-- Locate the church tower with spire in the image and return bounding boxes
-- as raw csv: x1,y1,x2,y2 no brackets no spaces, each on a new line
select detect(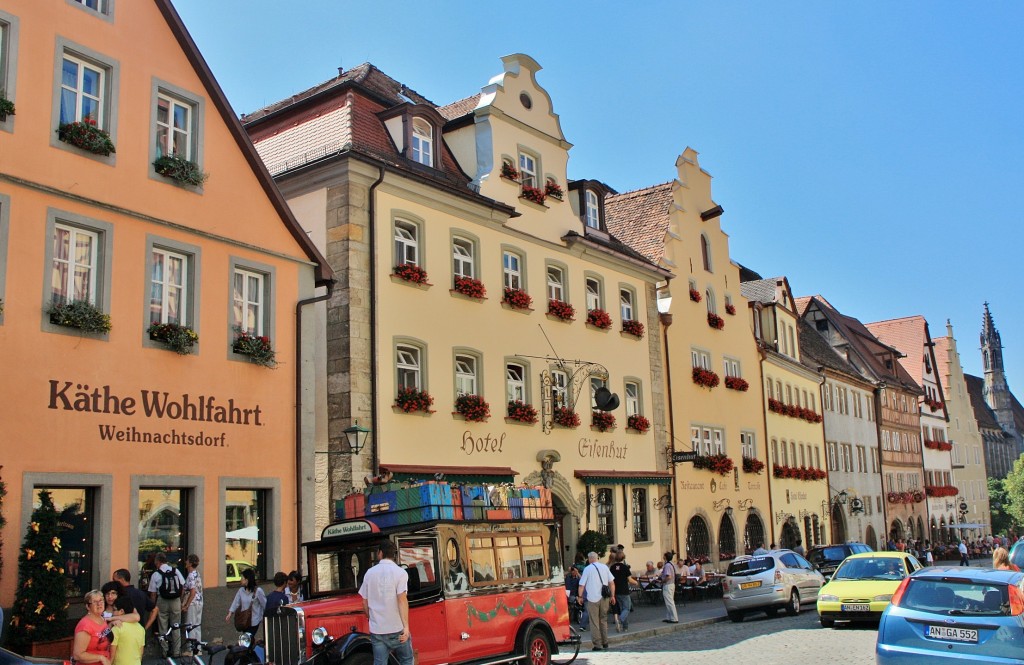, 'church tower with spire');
981,303,1020,445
